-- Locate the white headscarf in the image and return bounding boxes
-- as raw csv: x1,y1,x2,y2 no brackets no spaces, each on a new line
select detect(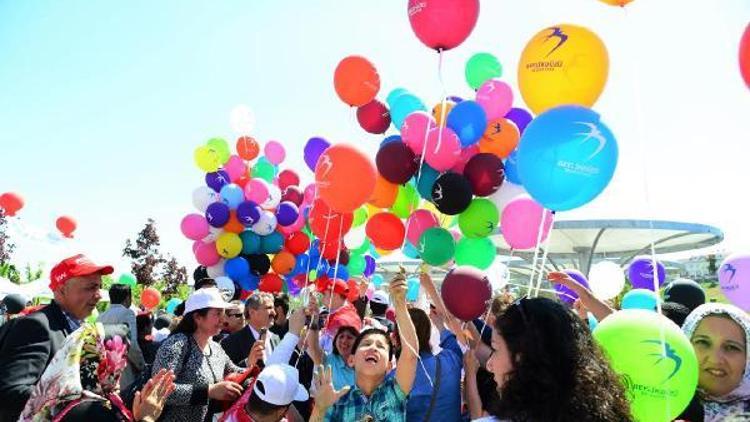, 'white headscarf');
683,303,750,421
